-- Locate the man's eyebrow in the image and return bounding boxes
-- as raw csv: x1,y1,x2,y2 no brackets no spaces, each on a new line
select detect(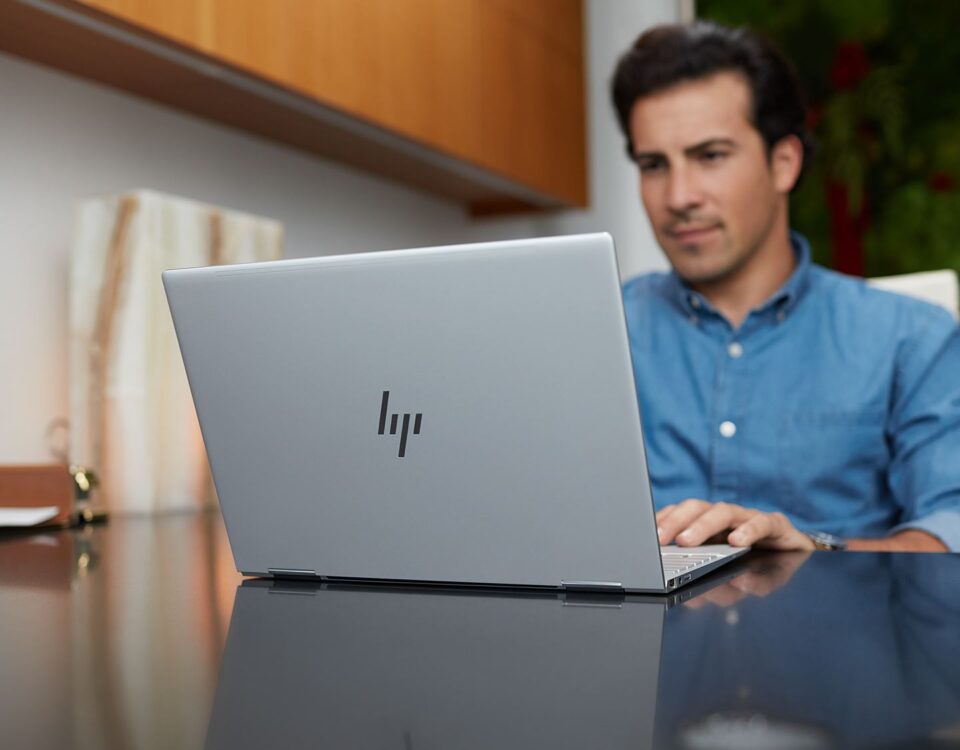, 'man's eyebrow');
632,138,738,162
684,138,737,155
632,150,666,162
